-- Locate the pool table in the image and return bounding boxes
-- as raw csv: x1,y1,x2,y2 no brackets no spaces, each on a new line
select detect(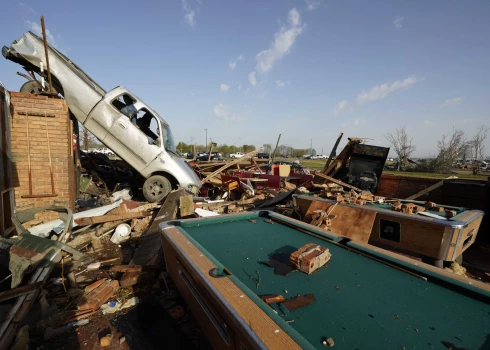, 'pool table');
293,195,484,267
160,211,490,350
